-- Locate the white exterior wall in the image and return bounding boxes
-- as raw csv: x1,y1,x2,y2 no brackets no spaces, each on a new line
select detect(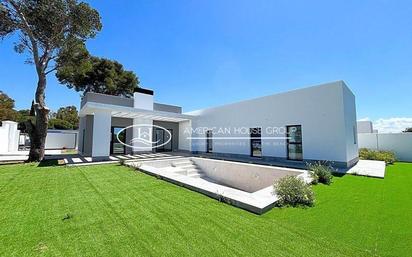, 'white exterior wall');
0,126,8,153
0,121,20,153
342,85,359,165
358,133,379,149
91,109,111,158
178,120,192,151
133,91,154,152
358,133,412,162
357,121,373,133
133,92,153,110
186,81,358,165
45,130,78,149
132,118,153,152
